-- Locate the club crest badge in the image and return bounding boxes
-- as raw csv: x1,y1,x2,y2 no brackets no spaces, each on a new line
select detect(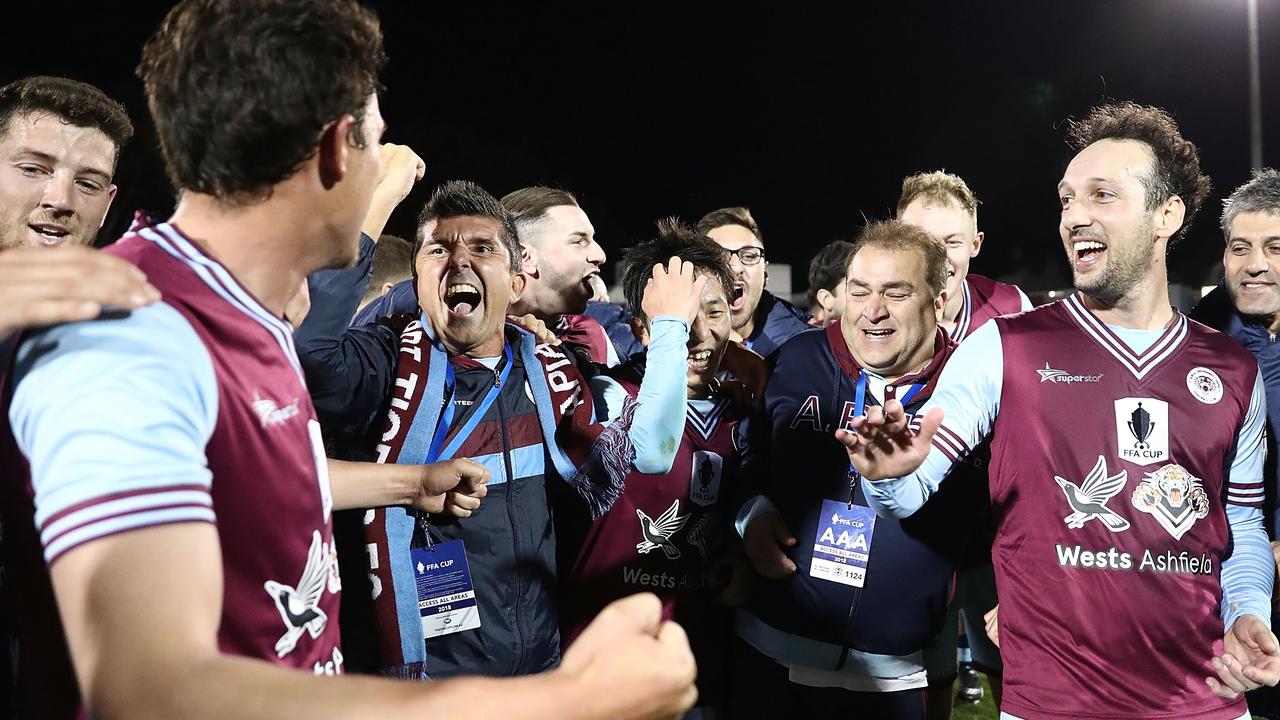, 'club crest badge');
689,451,723,507
1131,464,1210,540
1054,455,1131,532
1186,367,1223,405
636,499,690,560
1114,398,1169,466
